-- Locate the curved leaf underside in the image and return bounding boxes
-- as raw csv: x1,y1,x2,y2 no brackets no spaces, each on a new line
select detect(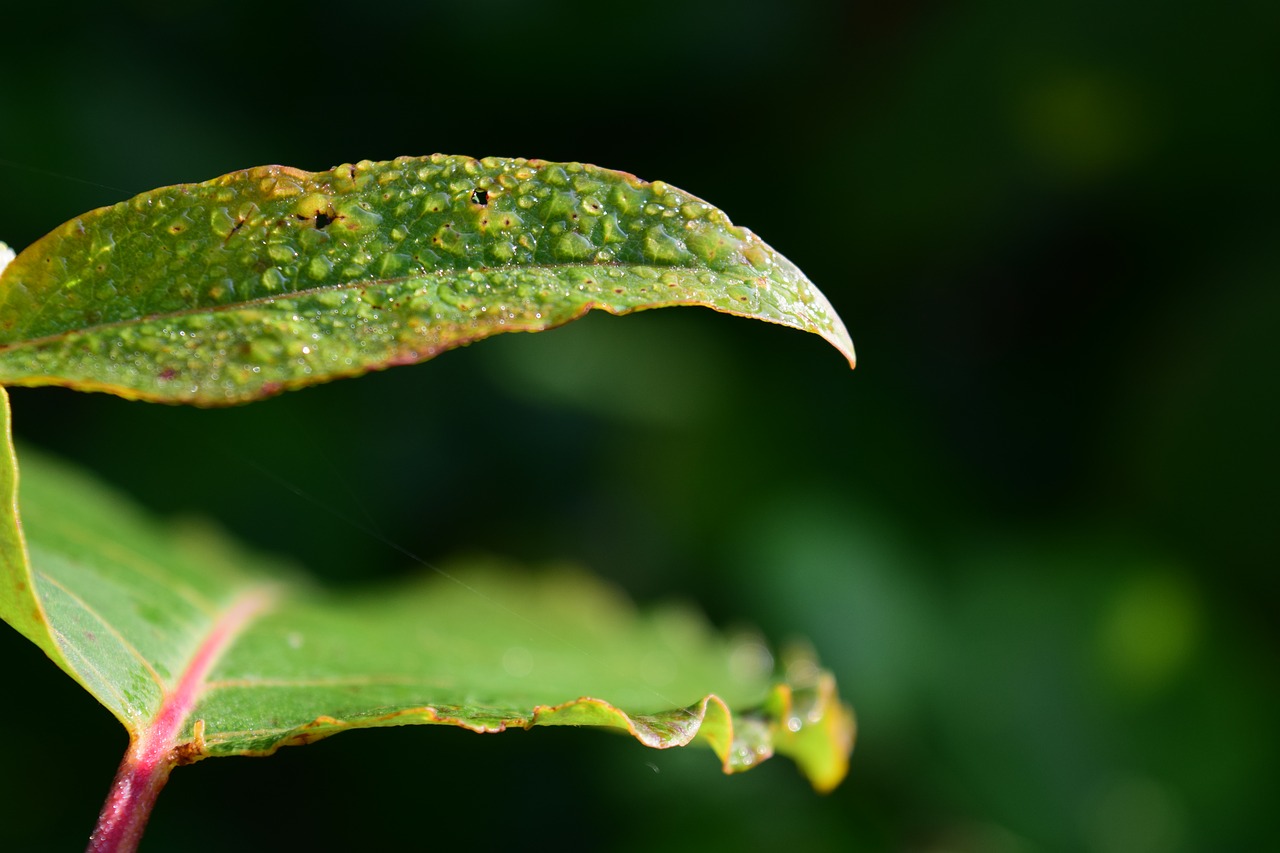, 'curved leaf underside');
0,389,853,791
0,156,853,405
